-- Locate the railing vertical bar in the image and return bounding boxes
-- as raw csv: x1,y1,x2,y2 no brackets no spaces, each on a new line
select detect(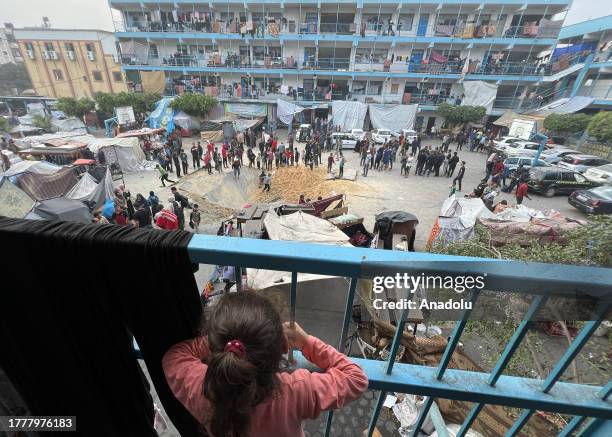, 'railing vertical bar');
410,396,435,437
288,271,298,362
323,410,334,437
505,409,534,437
598,380,612,399
429,401,450,437
234,265,242,291
489,295,548,385
575,418,605,437
436,290,479,380
366,391,387,437
338,277,358,353
456,403,484,437
542,302,611,393
557,415,587,437
386,293,413,374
